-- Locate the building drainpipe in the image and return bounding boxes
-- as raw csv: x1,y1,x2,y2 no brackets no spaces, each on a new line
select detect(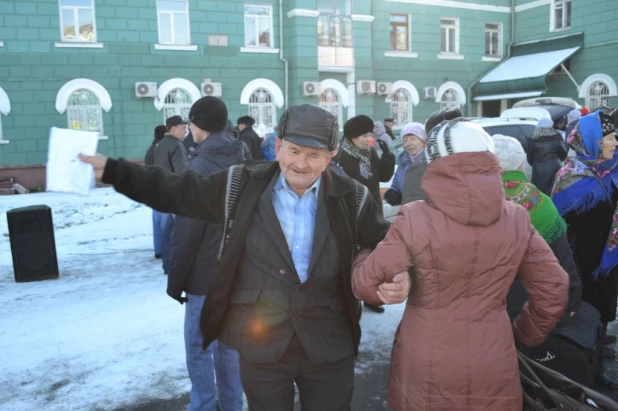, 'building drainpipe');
467,0,515,117
279,0,289,109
